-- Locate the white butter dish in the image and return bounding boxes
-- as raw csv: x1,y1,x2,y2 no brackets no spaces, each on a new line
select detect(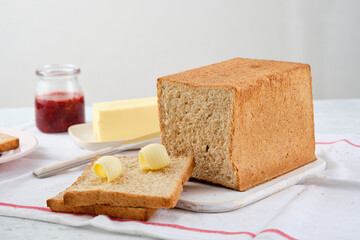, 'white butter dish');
68,123,160,151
